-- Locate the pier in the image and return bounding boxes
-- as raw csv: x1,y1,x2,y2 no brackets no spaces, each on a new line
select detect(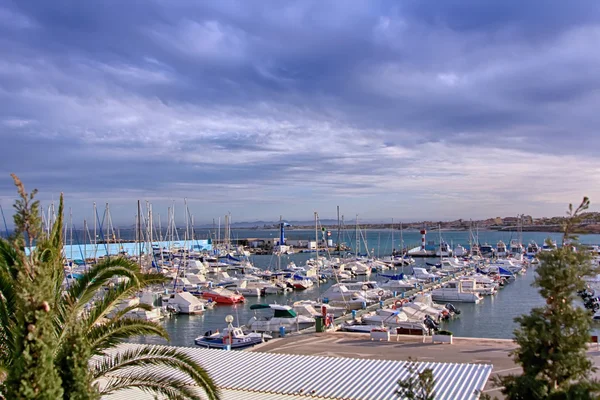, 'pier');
330,267,473,327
